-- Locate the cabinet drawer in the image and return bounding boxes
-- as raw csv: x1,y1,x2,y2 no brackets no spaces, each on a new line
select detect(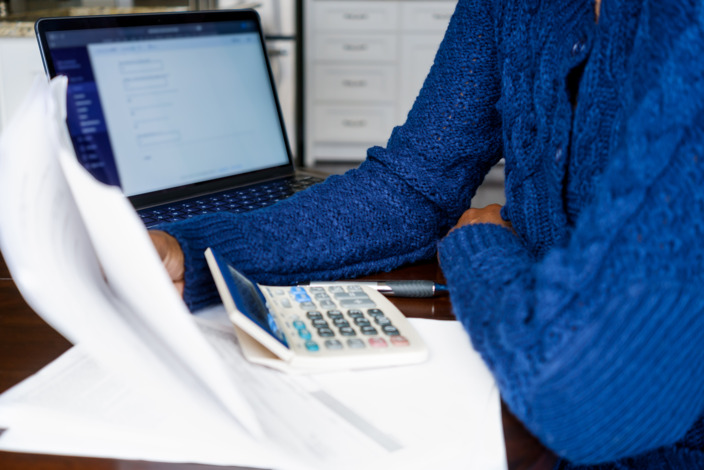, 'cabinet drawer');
314,33,397,62
314,65,396,102
401,1,456,32
314,105,395,142
314,1,398,32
